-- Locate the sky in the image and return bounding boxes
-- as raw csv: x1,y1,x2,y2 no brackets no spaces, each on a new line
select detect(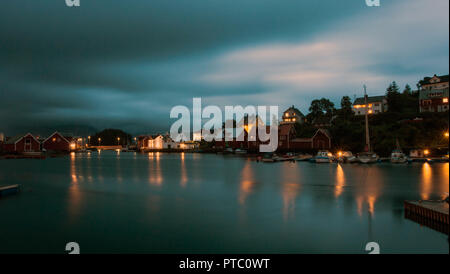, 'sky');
0,0,448,135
